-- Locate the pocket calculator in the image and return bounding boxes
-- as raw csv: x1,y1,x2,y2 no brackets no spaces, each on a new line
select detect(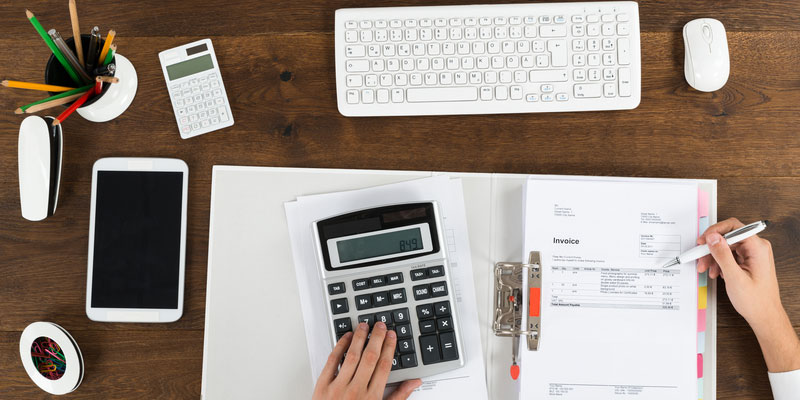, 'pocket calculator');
158,39,234,139
314,202,465,383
